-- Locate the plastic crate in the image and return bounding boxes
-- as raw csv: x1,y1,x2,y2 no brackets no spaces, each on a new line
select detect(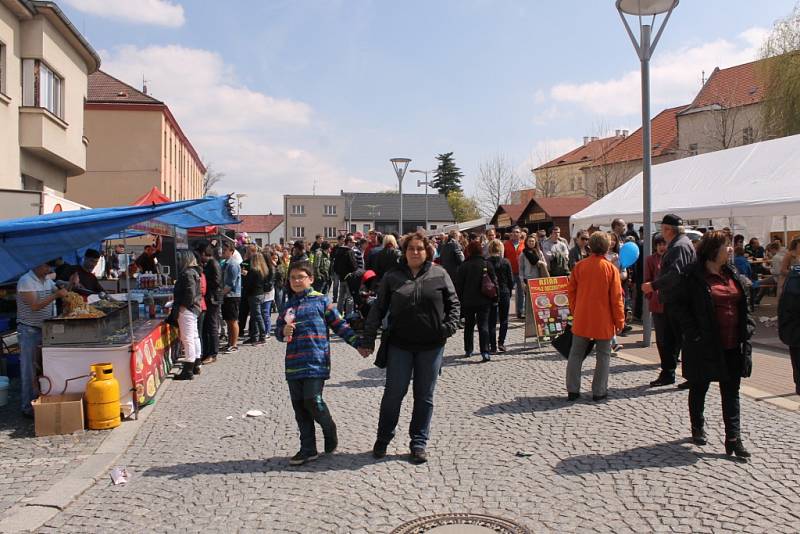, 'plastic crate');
3,353,20,379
